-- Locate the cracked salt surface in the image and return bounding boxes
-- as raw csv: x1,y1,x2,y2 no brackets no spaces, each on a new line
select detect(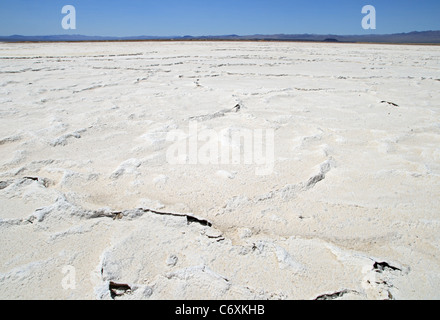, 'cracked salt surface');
0,41,440,299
